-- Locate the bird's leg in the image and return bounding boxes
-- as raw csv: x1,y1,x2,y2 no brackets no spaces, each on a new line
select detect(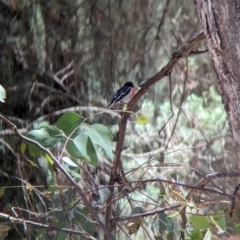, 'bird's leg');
123,104,128,111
